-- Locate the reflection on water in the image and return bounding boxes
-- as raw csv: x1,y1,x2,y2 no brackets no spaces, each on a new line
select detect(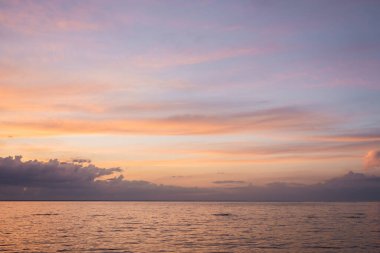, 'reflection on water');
0,202,379,252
